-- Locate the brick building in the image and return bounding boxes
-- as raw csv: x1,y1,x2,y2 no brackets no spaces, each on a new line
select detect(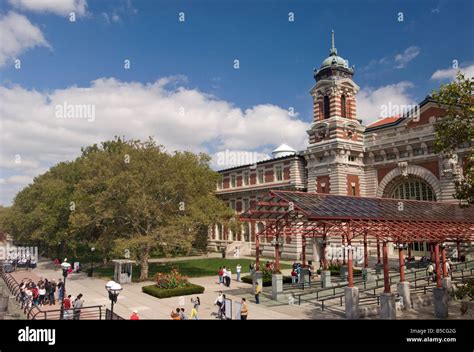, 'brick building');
208,32,471,260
